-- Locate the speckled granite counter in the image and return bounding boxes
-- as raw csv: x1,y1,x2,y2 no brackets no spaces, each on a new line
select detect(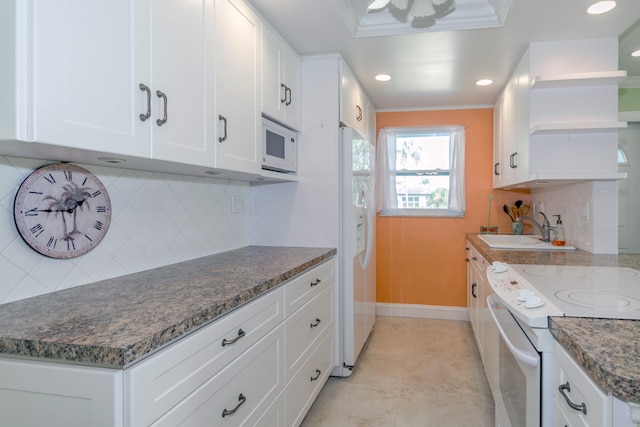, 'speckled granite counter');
466,233,640,269
0,246,336,368
466,233,640,403
549,317,640,402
